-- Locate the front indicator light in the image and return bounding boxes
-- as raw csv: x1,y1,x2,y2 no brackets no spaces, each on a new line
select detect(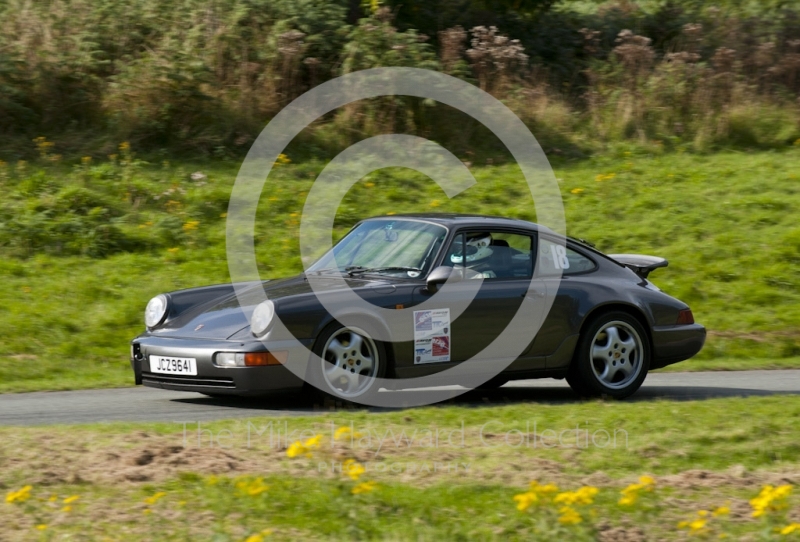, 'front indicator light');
245,351,288,366
676,309,694,325
214,351,288,367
